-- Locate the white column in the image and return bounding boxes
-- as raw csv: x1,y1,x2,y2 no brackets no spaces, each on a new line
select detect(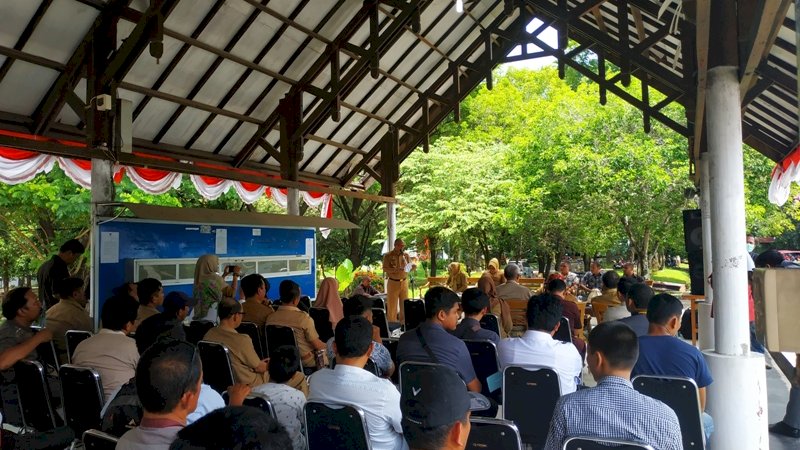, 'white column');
698,153,715,350
287,188,300,216
703,66,767,450
386,202,397,249
90,159,115,331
